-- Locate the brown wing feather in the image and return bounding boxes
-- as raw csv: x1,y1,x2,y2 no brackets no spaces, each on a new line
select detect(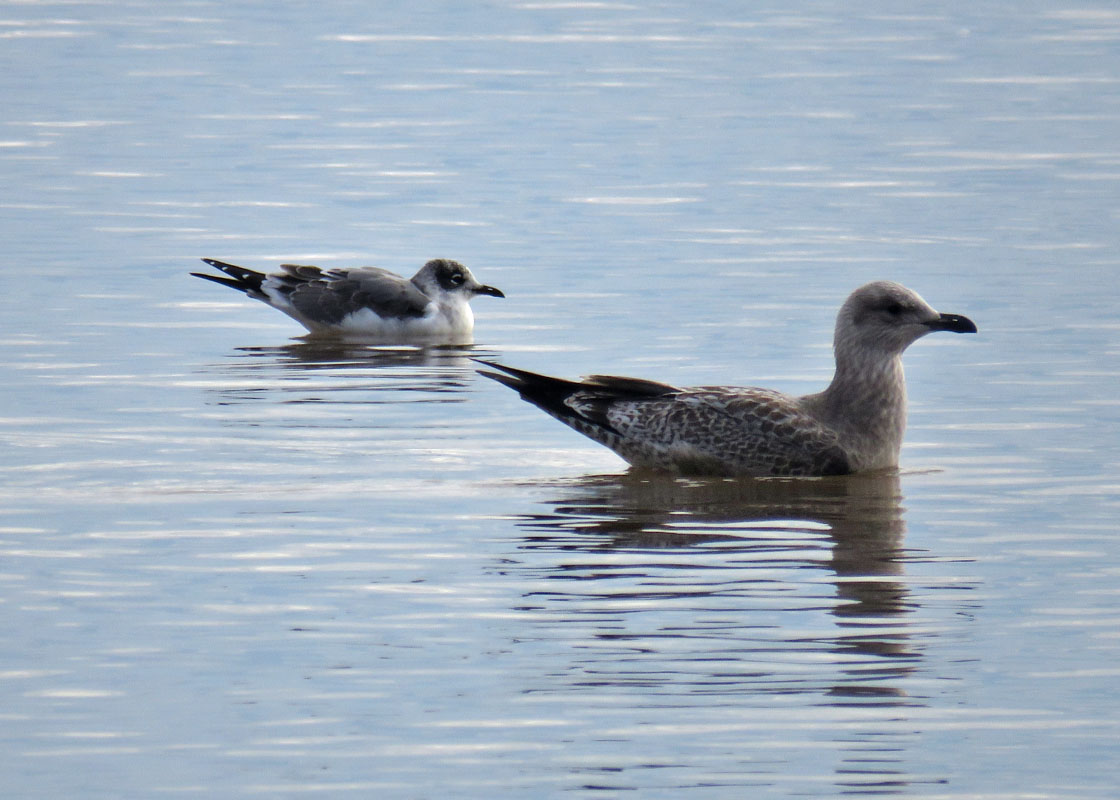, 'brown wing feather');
576,386,851,477
477,362,851,477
